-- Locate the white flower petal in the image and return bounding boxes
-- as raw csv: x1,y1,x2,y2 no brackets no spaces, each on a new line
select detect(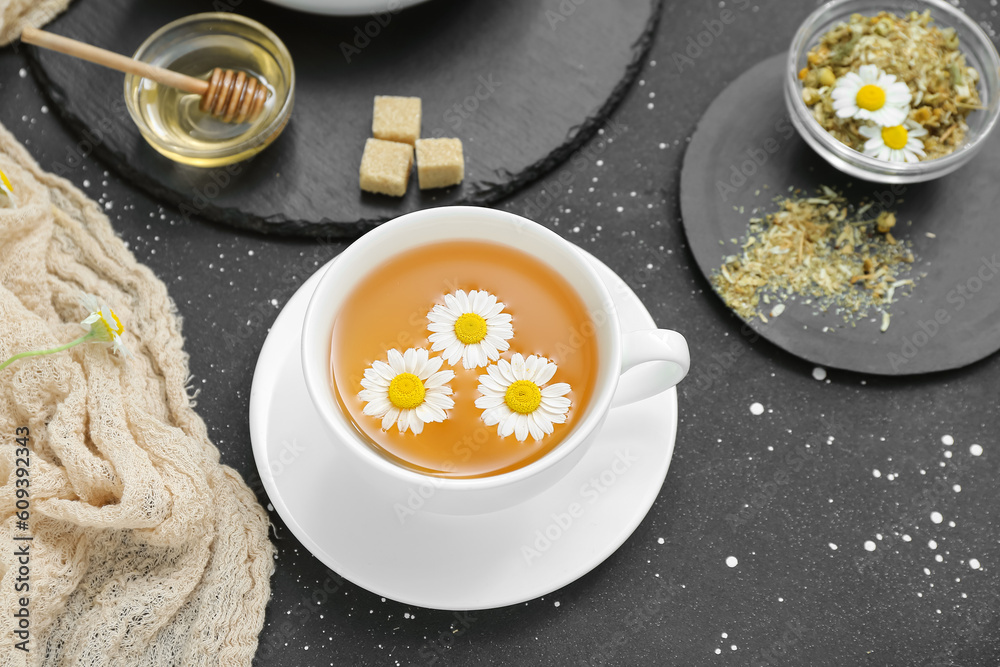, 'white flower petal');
485,332,510,348
443,339,464,364
499,411,520,437
885,90,911,104
531,410,554,435
542,393,571,408
478,374,505,392
415,403,438,424
497,359,516,384
358,389,381,402
372,360,396,381
510,353,526,380
424,369,453,388
540,408,568,425
425,392,454,410
527,416,545,441
361,396,390,415
521,355,539,381
541,382,571,397
831,85,855,101
387,349,405,374
514,416,530,442
482,405,507,427
409,412,424,435
475,395,505,409
444,293,462,313
428,308,455,324
395,410,410,433
381,407,400,430
415,352,440,379
429,332,452,347
486,363,507,387
835,104,858,118
534,362,558,386
472,290,489,314
456,290,471,311
360,377,388,392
